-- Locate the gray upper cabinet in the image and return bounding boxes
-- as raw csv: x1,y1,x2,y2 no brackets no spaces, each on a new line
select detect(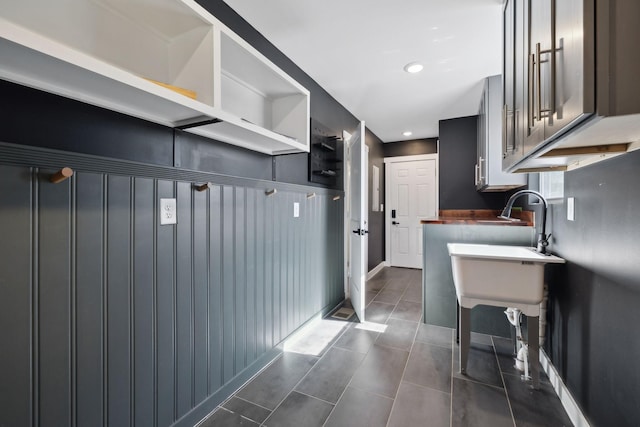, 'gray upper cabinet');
504,0,640,172
502,0,526,170
476,75,526,192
